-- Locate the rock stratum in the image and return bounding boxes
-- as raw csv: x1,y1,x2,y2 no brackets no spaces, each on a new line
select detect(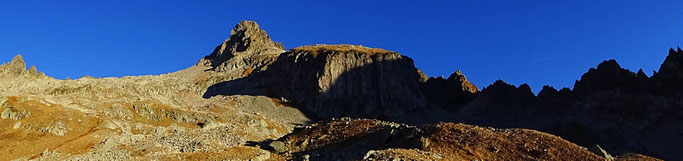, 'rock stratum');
0,21,673,160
